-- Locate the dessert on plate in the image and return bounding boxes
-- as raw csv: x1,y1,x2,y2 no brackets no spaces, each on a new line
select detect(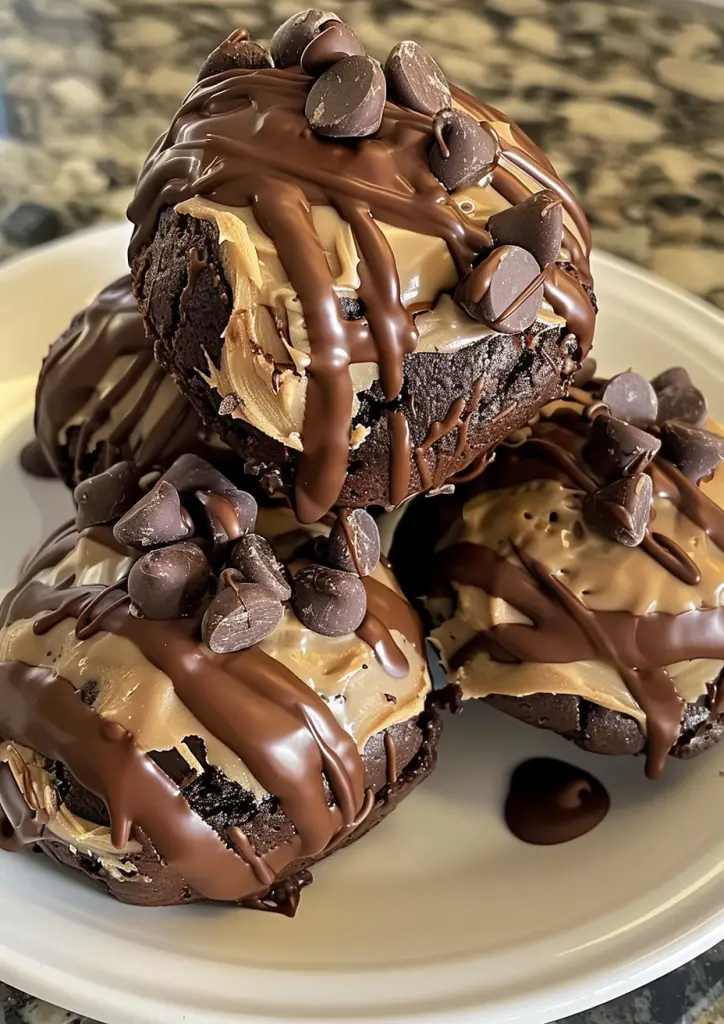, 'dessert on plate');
393,365,724,778
25,276,232,487
0,456,437,911
128,10,596,522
